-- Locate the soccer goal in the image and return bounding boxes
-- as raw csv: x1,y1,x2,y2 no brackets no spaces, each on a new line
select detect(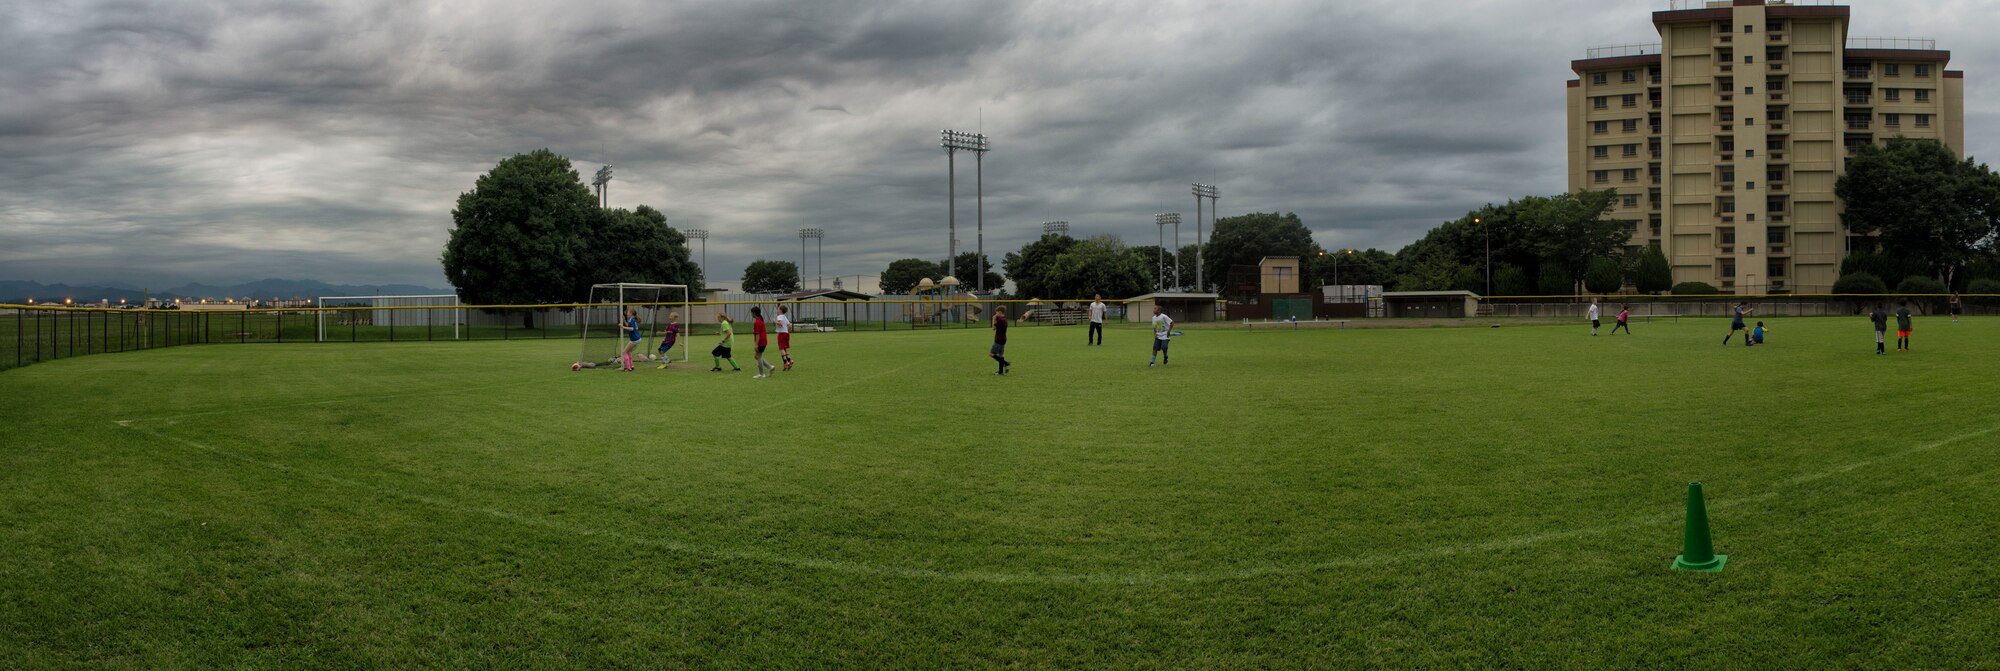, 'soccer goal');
576,283,691,368
317,294,462,341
